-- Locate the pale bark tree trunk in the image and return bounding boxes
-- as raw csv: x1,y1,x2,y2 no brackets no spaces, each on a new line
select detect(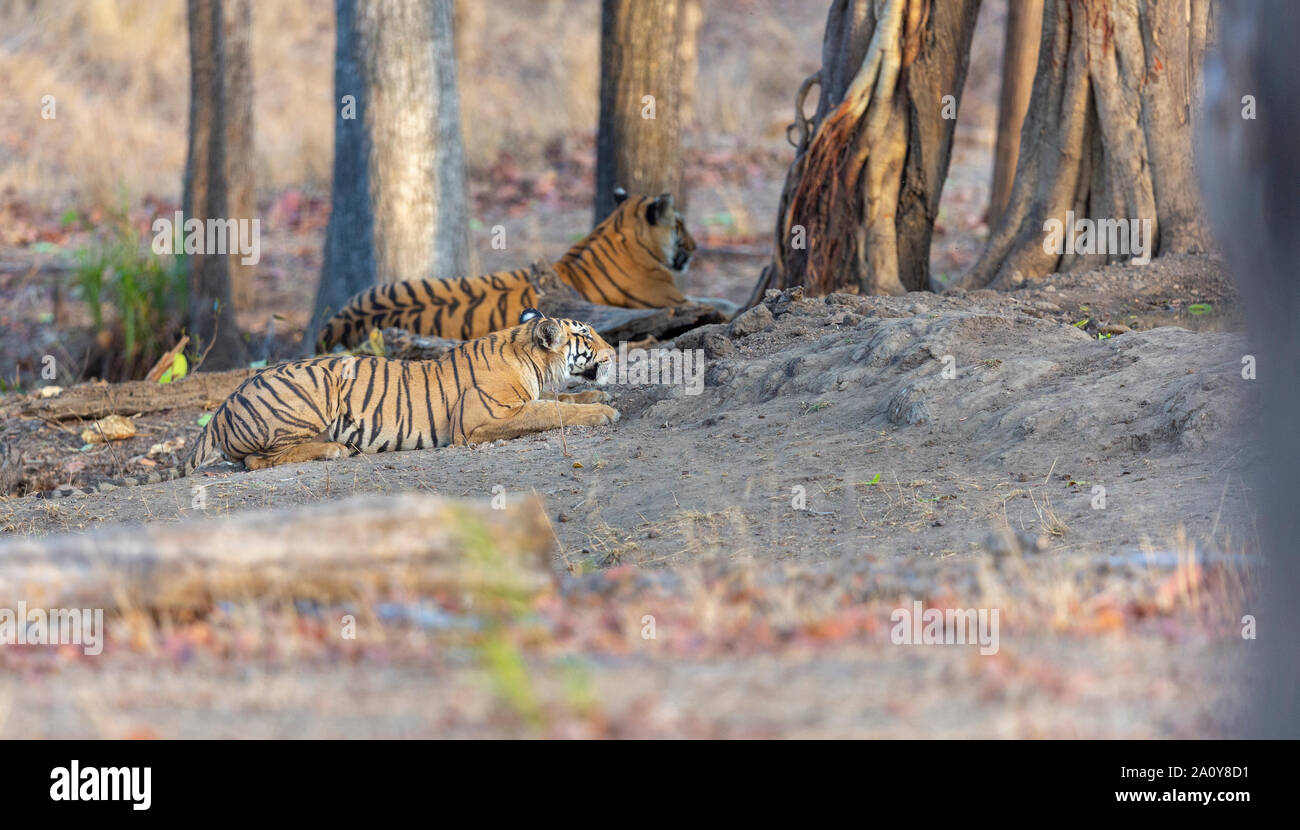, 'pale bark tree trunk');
185,0,248,371
749,0,981,305
954,0,1213,290
309,0,472,348
223,0,255,311
988,0,1041,225
1199,0,1300,738
594,0,687,223
358,0,471,285
677,0,702,129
